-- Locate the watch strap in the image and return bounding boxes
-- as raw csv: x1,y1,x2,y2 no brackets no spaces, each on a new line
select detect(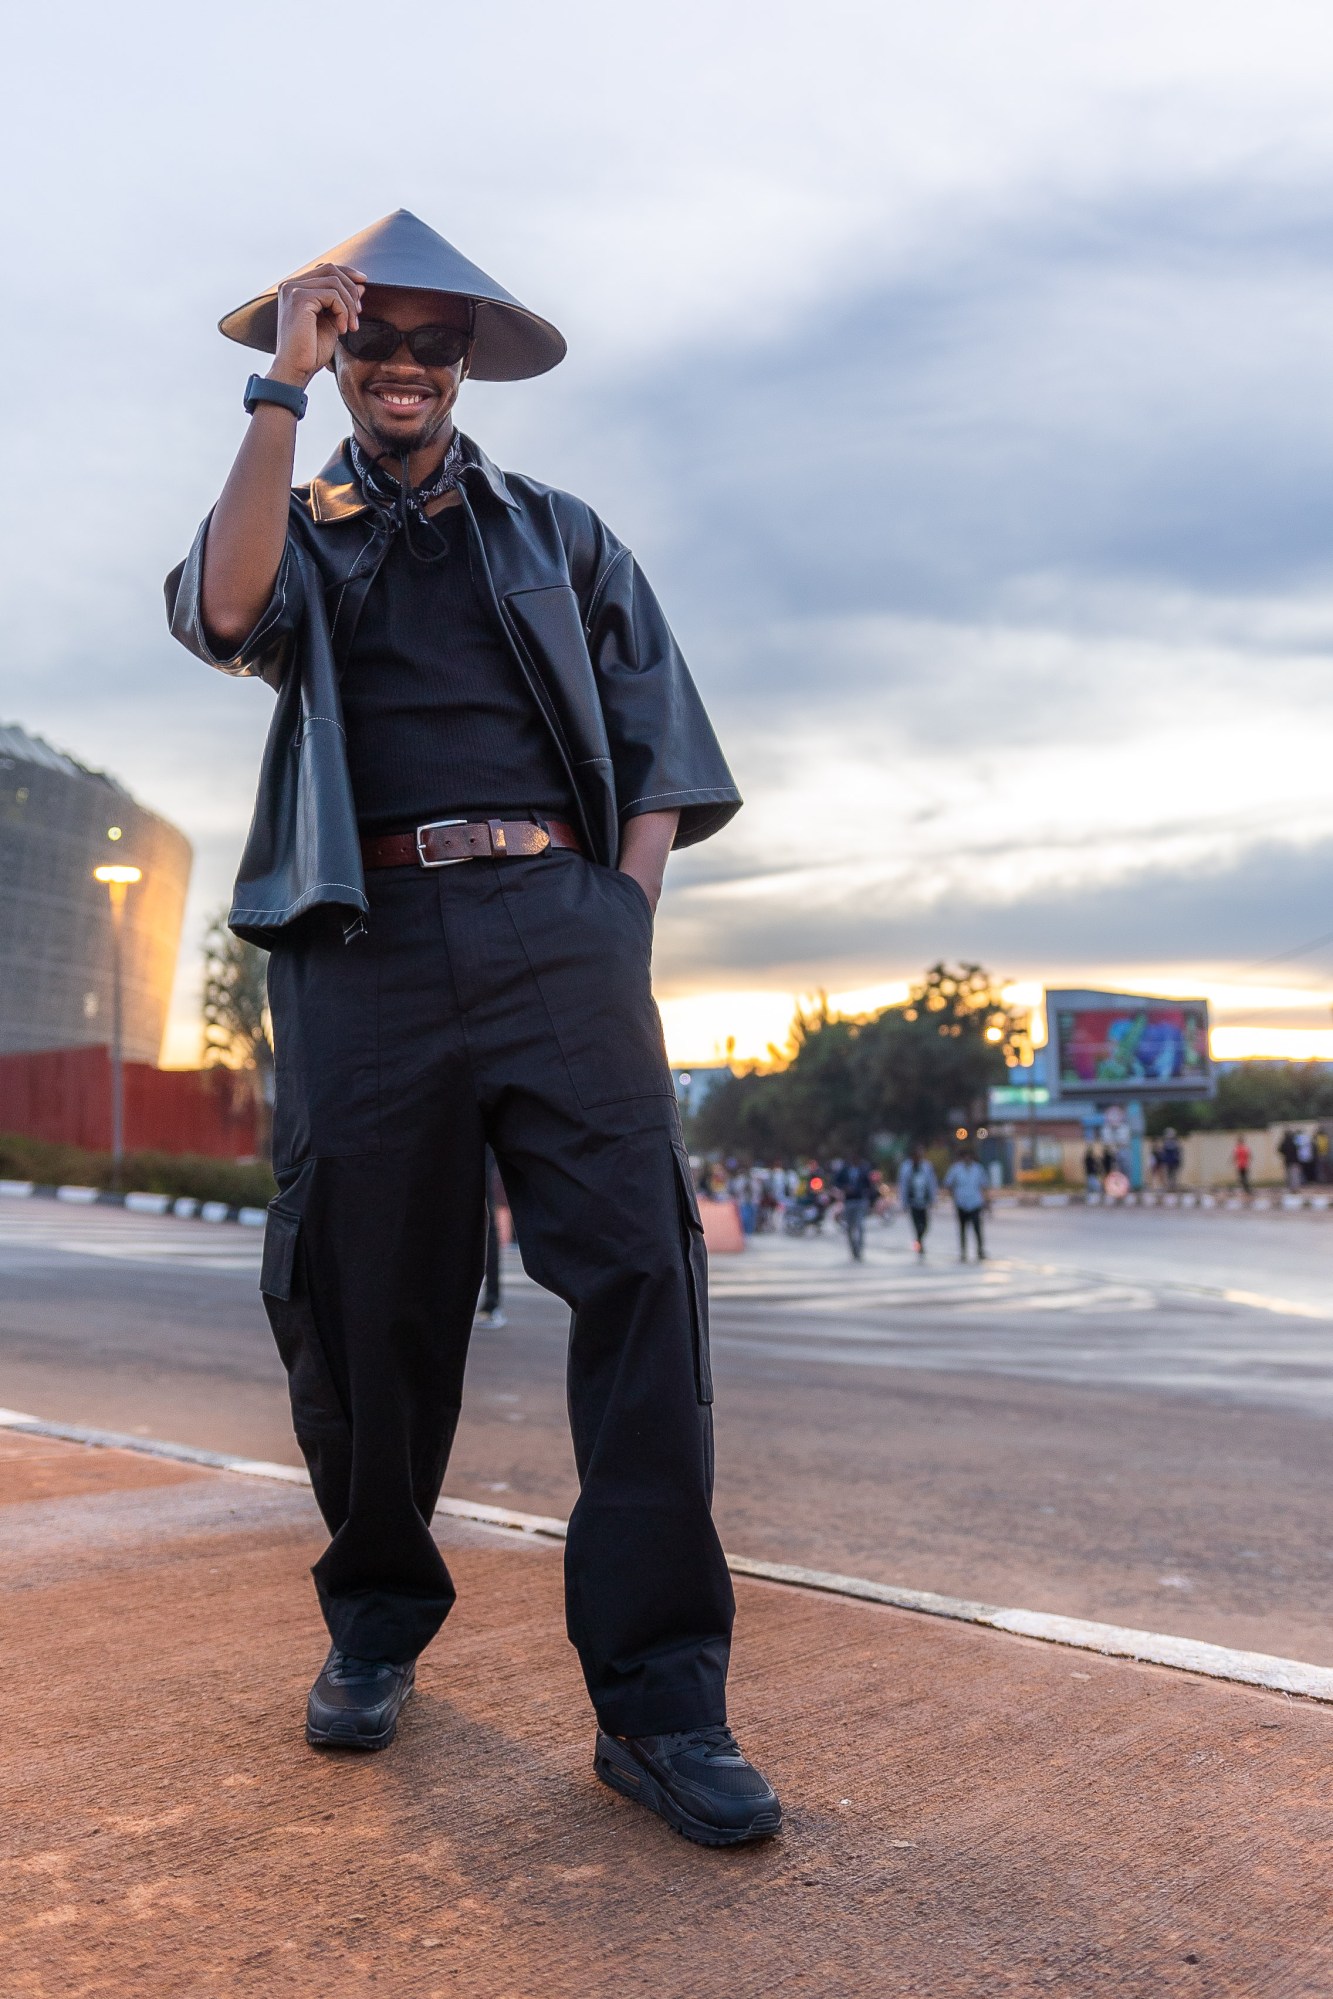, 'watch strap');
243,373,308,420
